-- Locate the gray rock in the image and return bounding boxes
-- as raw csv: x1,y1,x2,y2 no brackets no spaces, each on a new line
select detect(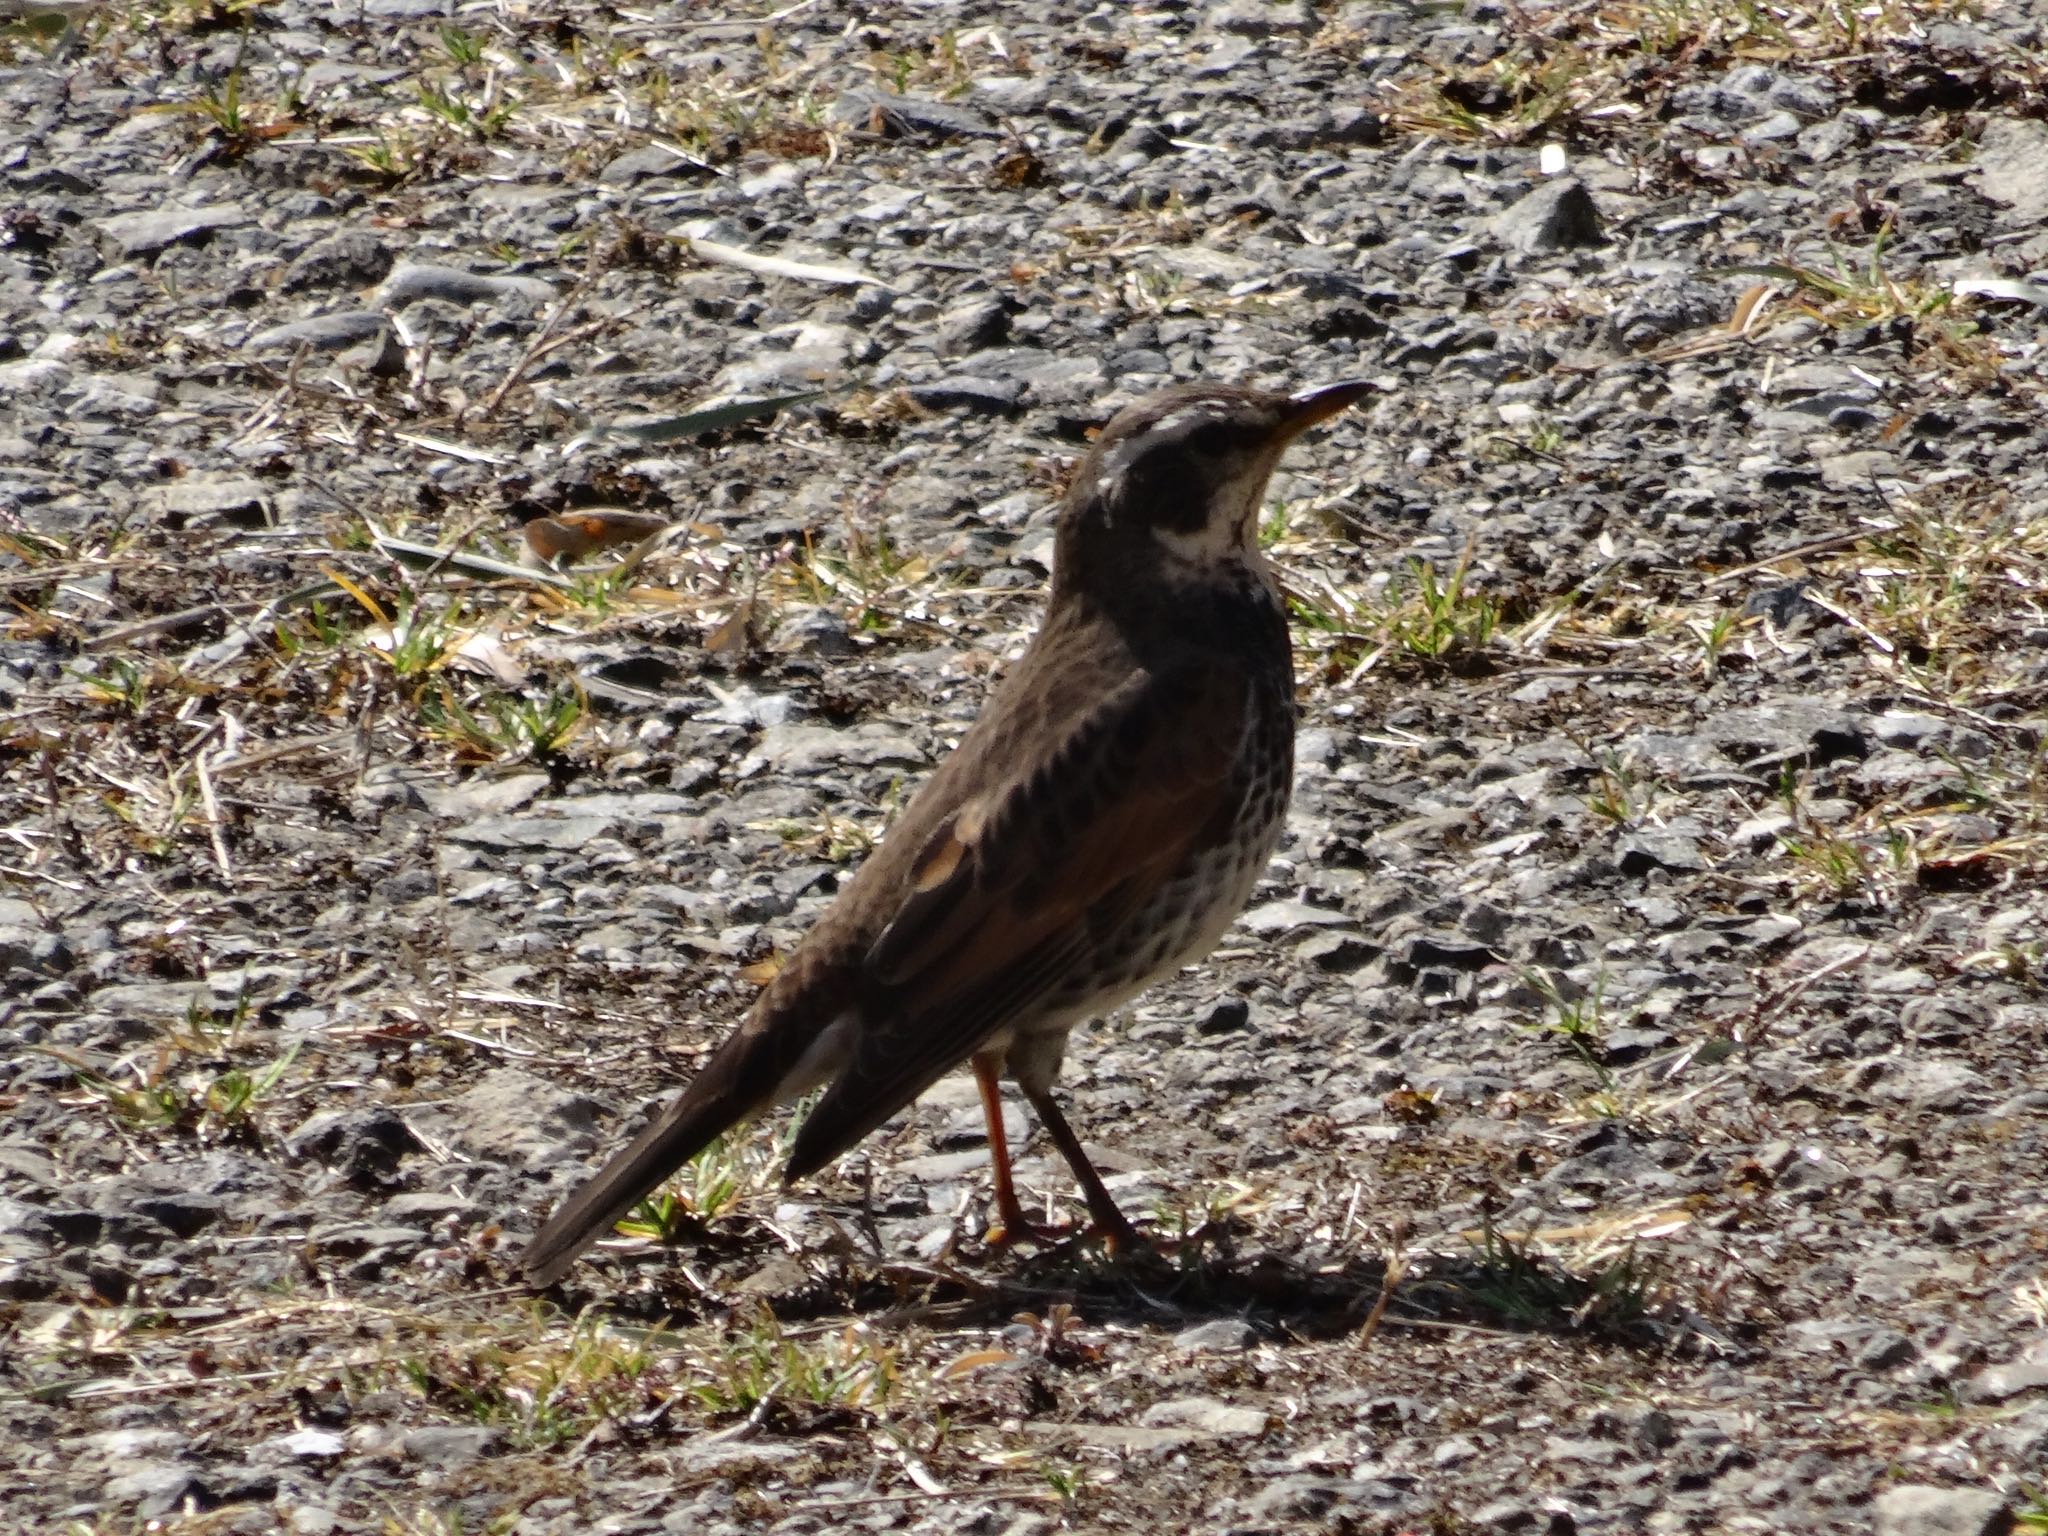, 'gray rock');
1970,119,2048,229
1209,0,1313,36
286,1107,422,1180
447,813,621,851
103,1463,203,1517
1240,899,1352,935
937,296,1013,356
245,312,391,354
312,1222,427,1256
1860,1056,1987,1111
402,1426,503,1465
1173,1319,1256,1351
95,203,249,256
599,144,716,185
1616,829,1705,874
739,722,925,776
376,263,556,308
419,772,552,820
1298,929,1375,970
426,1068,602,1168
907,375,1023,414
1967,1338,2048,1403
264,1428,345,1459
1493,178,1604,254
836,90,1000,141
1138,1396,1270,1439
1872,1484,2013,1536
282,229,394,292
141,477,272,528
